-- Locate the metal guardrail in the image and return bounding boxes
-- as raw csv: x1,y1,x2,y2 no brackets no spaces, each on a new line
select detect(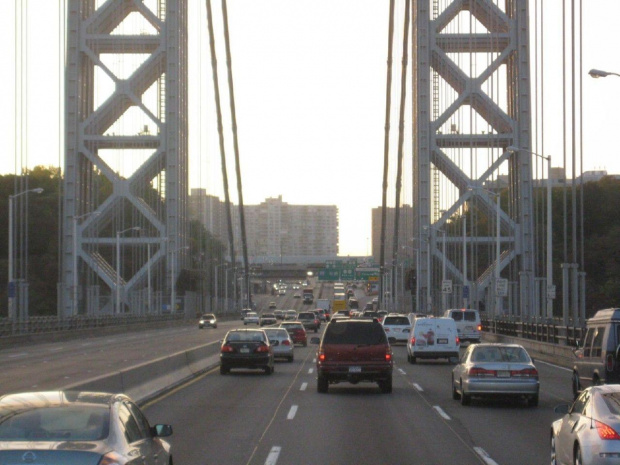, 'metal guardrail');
483,317,584,347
